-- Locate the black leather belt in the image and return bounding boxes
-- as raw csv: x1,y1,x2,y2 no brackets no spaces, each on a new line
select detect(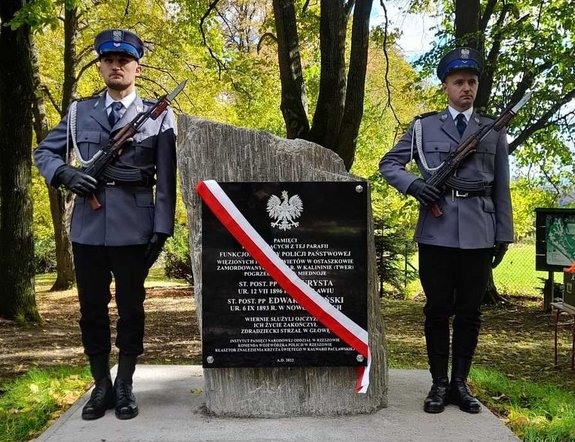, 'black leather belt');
451,186,492,198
